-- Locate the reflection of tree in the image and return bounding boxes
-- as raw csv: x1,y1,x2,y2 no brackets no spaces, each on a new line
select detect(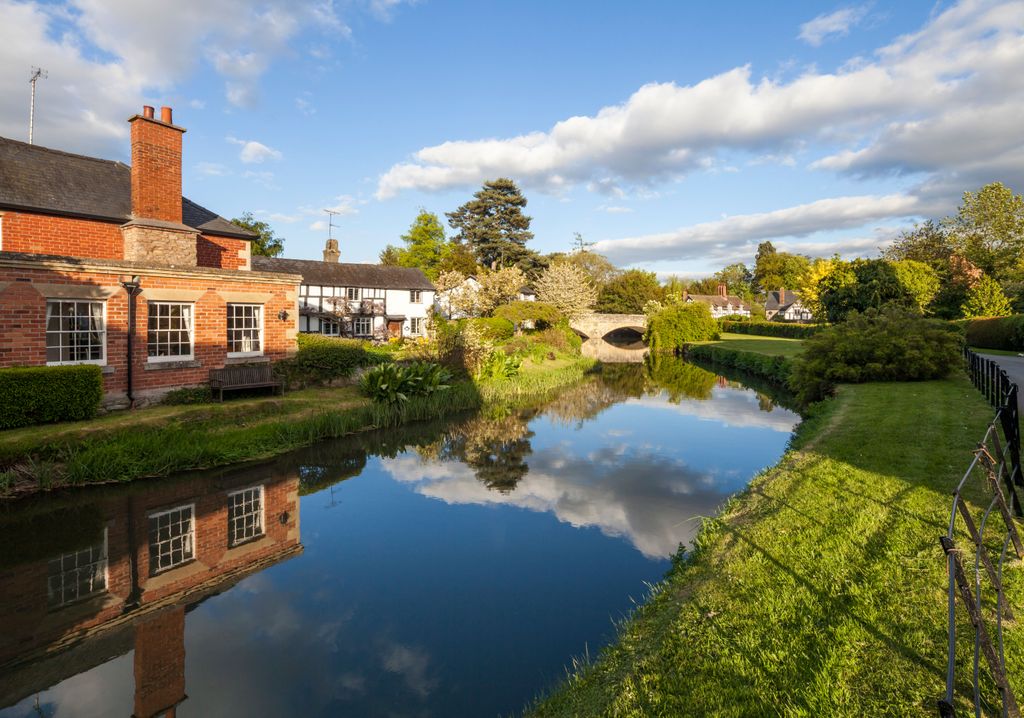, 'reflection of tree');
644,354,717,402
541,376,634,425
421,413,535,494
